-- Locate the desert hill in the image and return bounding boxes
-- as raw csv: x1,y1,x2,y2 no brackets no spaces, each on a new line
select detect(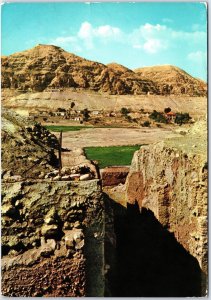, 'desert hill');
1,44,158,95
134,65,207,96
1,44,206,96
